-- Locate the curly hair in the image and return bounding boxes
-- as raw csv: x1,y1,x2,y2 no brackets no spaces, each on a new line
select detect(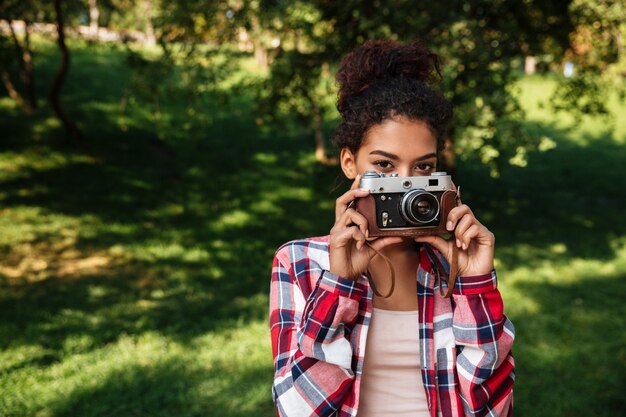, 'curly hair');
332,40,453,154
